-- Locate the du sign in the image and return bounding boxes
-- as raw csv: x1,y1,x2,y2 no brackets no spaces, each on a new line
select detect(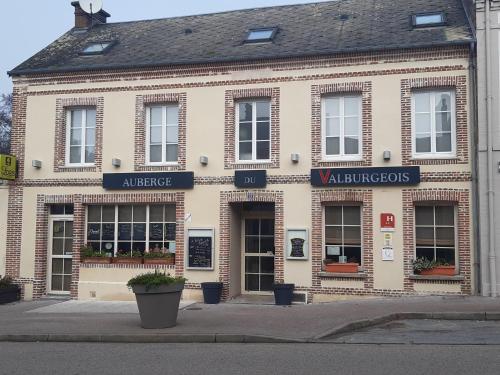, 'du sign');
311,166,420,187
103,172,194,190
235,170,267,188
